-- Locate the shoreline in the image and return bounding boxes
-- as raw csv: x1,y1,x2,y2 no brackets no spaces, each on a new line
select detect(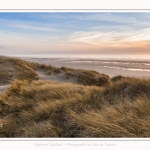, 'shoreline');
21,57,150,78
